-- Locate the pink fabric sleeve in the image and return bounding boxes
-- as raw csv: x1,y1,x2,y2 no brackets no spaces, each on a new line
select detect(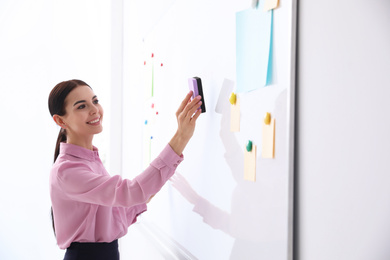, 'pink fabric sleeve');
126,203,147,225
56,144,183,207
